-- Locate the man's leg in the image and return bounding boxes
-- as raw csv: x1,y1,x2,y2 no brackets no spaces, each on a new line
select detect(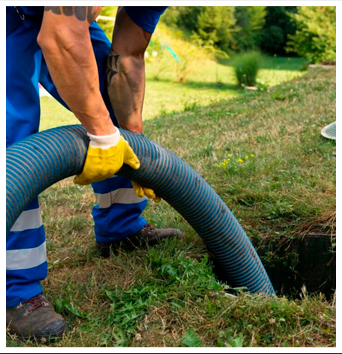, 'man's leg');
92,176,148,241
39,21,182,255
6,12,66,340
7,18,46,307
39,21,148,241
76,22,149,245
89,22,183,253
